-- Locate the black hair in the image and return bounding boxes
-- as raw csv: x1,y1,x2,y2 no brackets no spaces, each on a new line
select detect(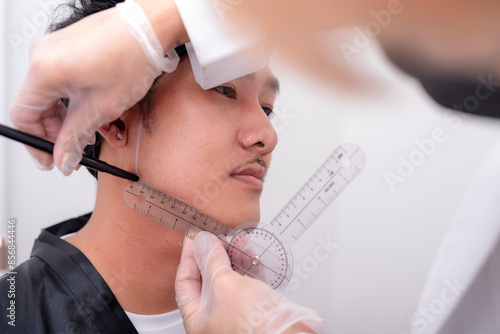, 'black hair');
49,0,123,31
49,0,186,179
